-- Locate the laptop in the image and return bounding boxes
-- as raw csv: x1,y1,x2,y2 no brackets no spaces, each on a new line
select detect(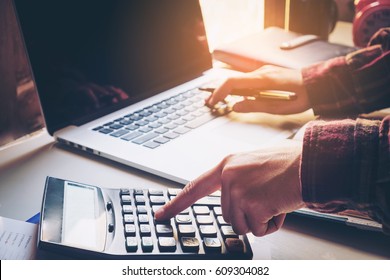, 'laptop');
13,0,383,233
13,0,299,184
